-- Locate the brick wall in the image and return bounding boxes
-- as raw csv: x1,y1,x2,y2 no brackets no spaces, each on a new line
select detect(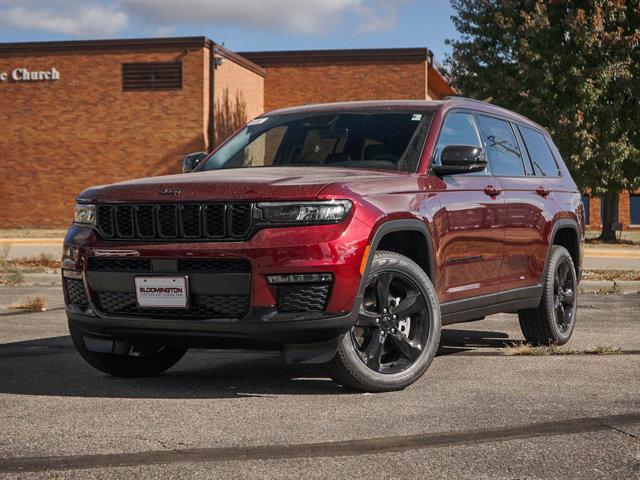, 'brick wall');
0,46,208,228
585,190,640,231
213,56,264,144
257,59,429,112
